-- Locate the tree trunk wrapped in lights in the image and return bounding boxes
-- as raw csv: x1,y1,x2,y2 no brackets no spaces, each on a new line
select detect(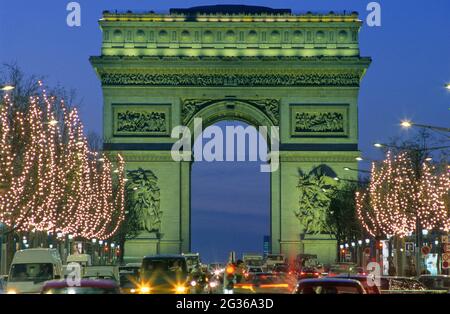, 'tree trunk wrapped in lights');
0,88,125,241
